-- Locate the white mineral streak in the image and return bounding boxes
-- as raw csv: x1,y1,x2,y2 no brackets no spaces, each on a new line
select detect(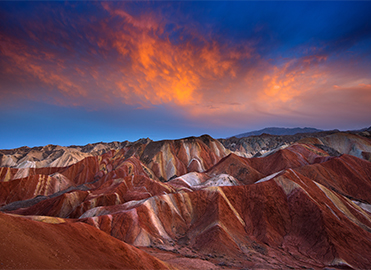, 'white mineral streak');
13,167,31,179
274,176,301,196
314,182,371,230
217,187,246,226
255,170,283,184
79,206,106,218
195,174,239,188
1,155,17,167
175,172,203,186
161,143,176,180
209,141,221,157
352,200,371,213
161,194,183,219
143,199,172,240
133,228,151,246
